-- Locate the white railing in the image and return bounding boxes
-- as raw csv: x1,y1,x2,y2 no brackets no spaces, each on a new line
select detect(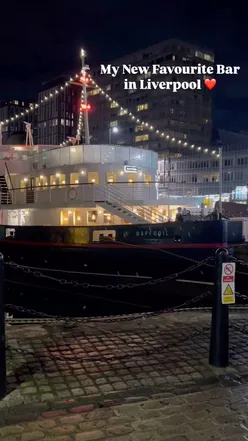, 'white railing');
93,185,164,224
0,183,164,223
